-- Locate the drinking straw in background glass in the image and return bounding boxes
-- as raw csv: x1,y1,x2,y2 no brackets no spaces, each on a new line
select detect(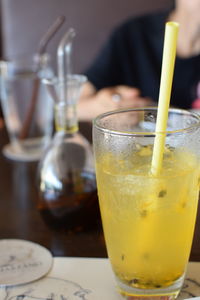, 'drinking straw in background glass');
151,22,179,176
19,15,66,140
37,15,66,56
